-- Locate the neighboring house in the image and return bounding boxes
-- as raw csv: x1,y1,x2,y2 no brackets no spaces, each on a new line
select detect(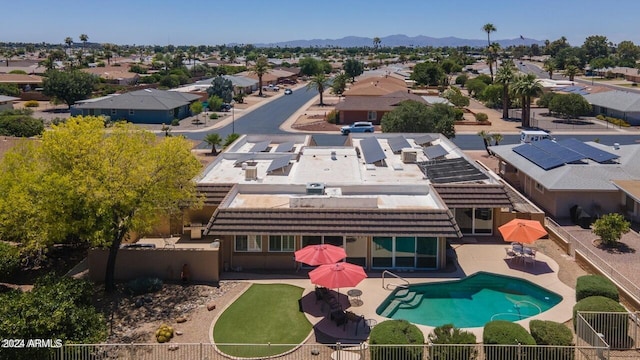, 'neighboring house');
335,90,427,124
0,95,19,111
185,133,516,272
82,67,140,85
583,91,640,125
70,88,200,124
0,73,43,91
343,76,407,96
195,75,259,94
490,139,640,218
236,69,297,87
